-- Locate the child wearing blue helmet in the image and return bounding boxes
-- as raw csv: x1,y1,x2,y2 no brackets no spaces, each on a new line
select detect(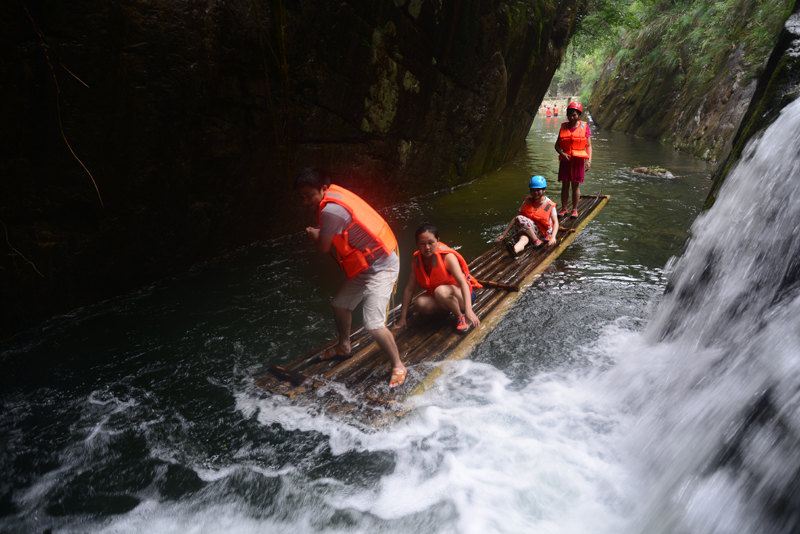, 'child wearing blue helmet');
497,175,559,256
